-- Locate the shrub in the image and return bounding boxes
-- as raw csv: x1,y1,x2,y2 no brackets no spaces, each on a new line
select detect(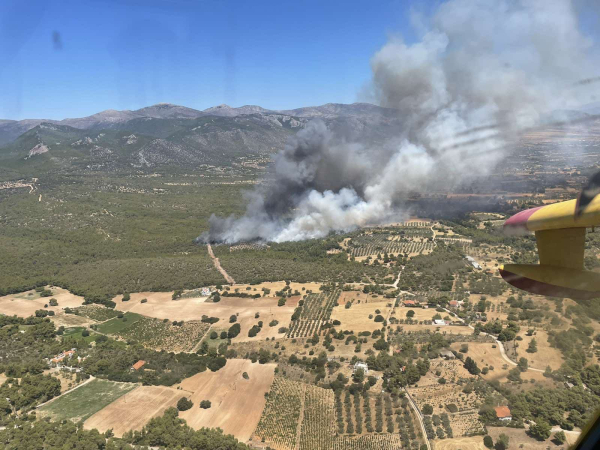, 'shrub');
242,372,249,380
122,293,131,302
140,298,147,303
210,331,218,339
422,404,433,415
200,400,211,409
49,298,58,306
374,315,384,322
